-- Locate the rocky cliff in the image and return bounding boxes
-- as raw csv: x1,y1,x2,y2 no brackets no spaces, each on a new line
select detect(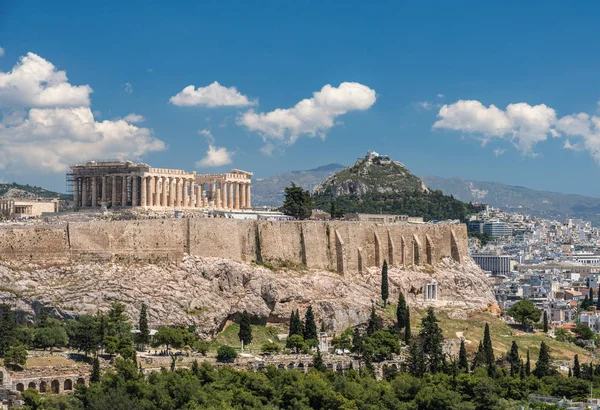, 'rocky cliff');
0,256,496,337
